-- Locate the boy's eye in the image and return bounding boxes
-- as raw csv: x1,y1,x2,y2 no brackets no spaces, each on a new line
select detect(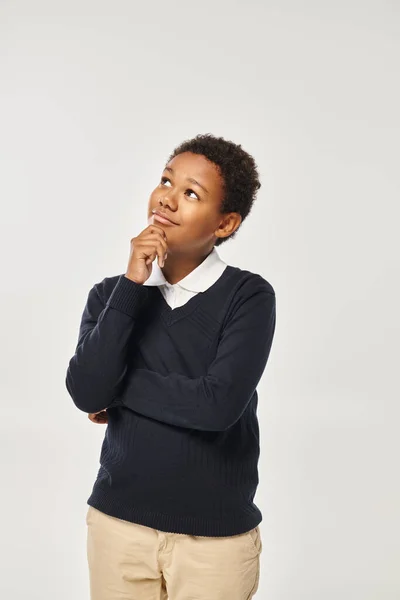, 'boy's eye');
160,177,199,200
